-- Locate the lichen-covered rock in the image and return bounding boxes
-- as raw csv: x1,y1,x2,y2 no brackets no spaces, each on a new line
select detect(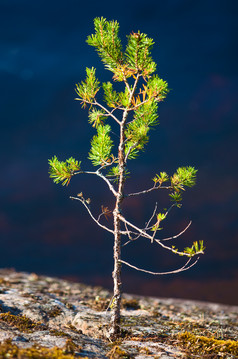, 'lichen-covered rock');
0,268,237,358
